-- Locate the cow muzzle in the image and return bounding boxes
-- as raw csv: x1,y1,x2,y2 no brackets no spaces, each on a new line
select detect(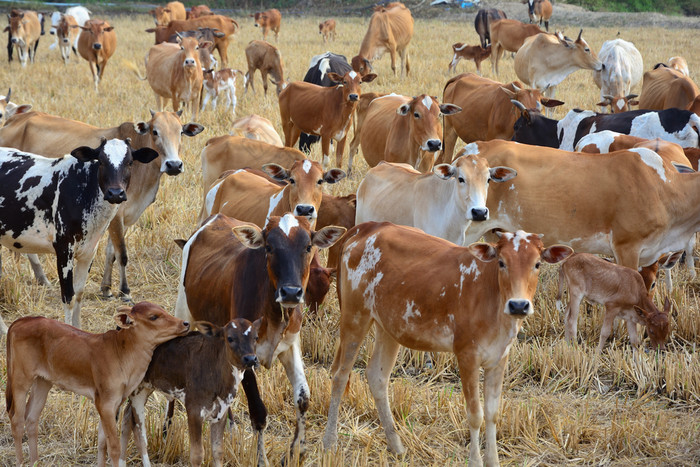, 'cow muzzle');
348,93,359,102
506,299,532,316
294,204,316,220
105,188,127,204
470,207,489,221
243,354,259,369
276,285,304,306
163,160,183,176
93,43,102,50
184,58,196,67
424,139,442,152
10,37,18,44
62,38,69,44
